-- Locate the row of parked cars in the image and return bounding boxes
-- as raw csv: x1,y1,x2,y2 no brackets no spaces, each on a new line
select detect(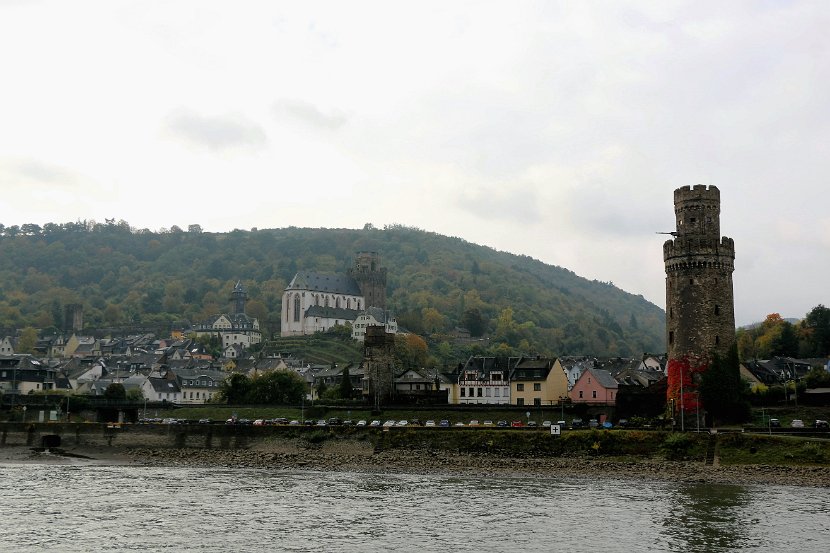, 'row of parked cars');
769,418,830,428
140,417,612,428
